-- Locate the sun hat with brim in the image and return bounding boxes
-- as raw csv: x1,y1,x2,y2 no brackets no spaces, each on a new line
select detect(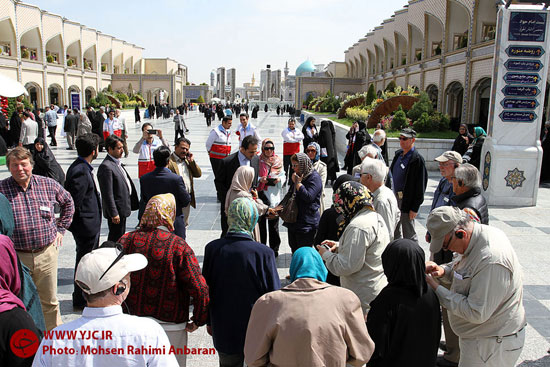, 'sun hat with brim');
75,247,147,294
435,151,462,164
426,206,467,253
